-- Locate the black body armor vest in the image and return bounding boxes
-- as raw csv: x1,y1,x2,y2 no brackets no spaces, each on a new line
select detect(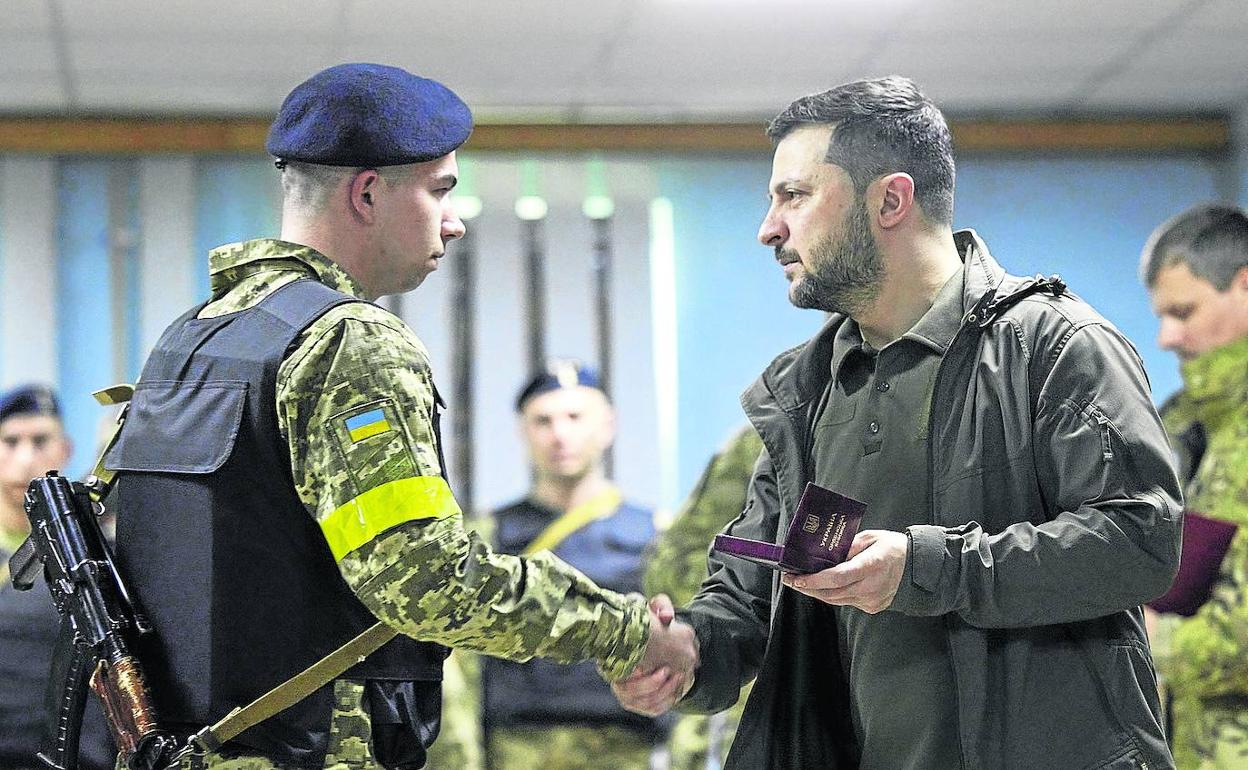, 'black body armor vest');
481,499,671,742
107,279,447,769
